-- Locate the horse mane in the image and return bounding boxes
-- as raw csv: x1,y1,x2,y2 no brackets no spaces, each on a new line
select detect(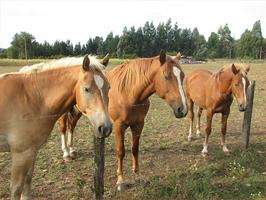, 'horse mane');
19,55,104,74
107,57,155,94
212,63,249,79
